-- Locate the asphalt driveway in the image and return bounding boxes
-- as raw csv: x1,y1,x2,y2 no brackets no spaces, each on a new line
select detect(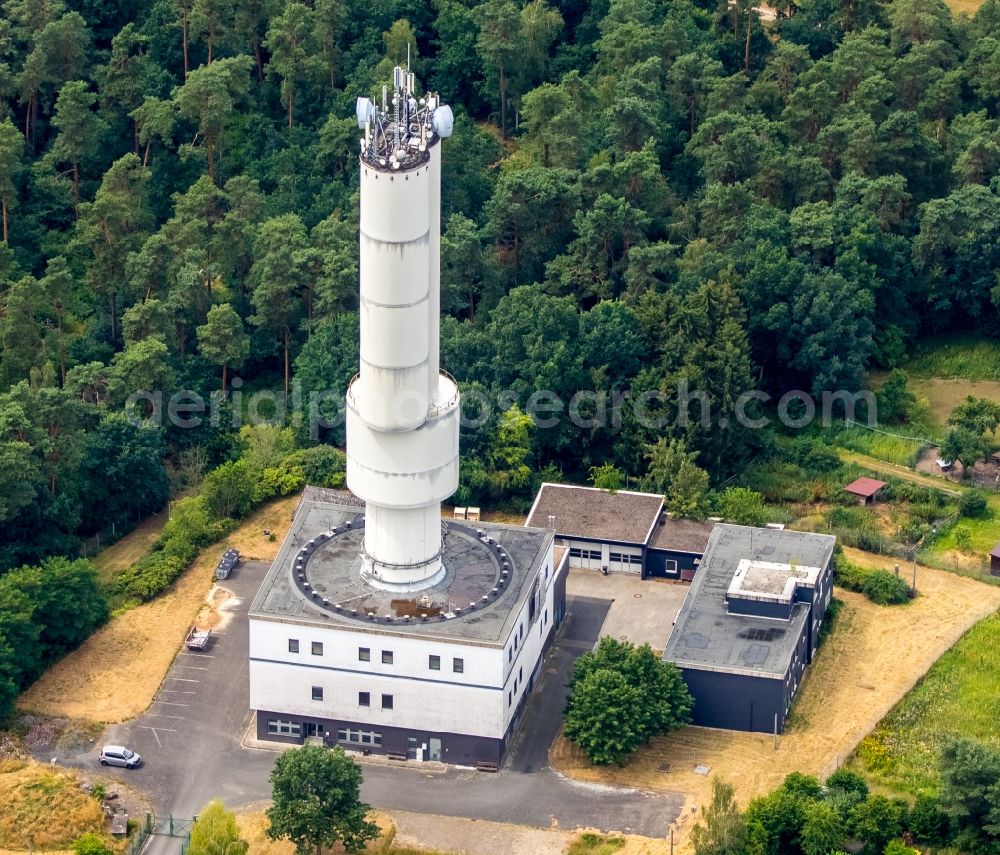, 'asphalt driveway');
74,565,682,851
